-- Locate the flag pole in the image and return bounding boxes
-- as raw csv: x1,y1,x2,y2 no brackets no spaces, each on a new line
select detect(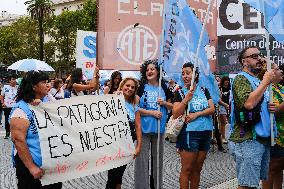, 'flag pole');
190,0,213,90
259,0,274,146
157,1,167,188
